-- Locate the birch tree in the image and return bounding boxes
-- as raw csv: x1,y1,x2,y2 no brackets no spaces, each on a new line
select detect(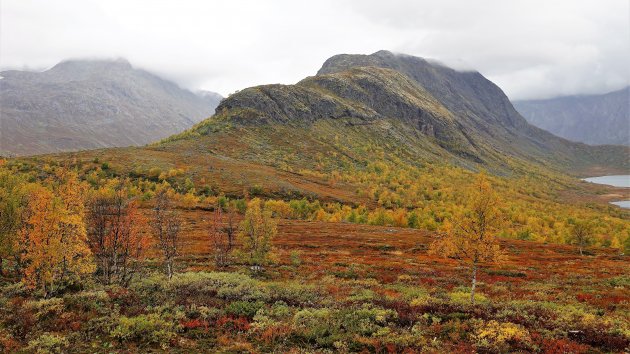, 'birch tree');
430,172,506,304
